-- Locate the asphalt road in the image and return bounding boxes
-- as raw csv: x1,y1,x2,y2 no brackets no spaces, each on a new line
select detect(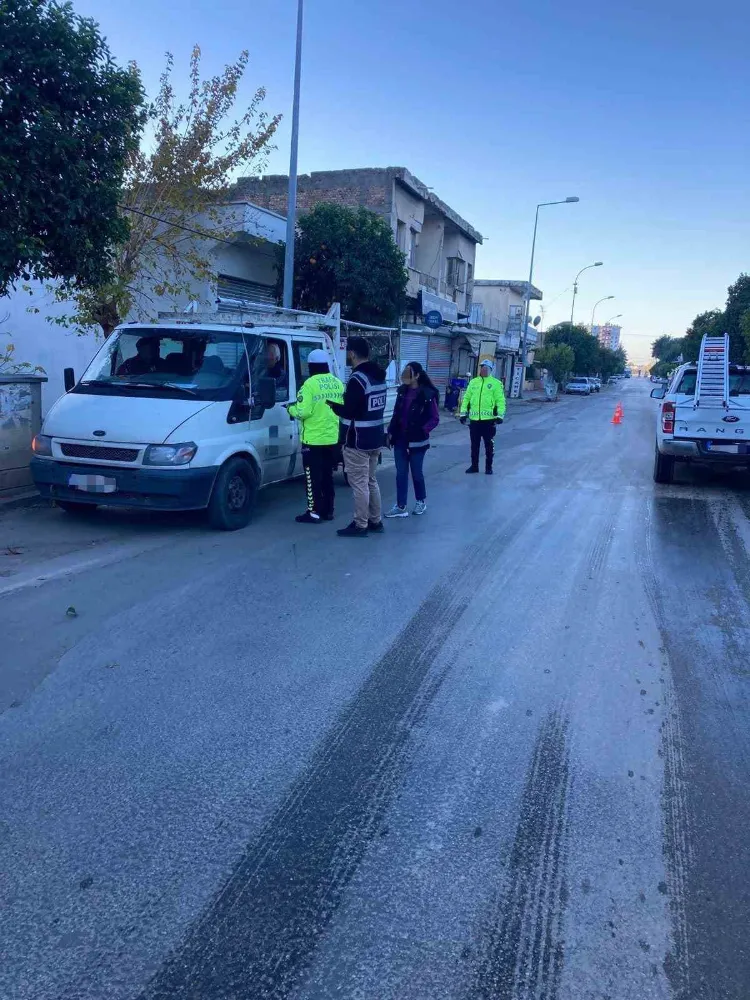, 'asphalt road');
2,381,750,1000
